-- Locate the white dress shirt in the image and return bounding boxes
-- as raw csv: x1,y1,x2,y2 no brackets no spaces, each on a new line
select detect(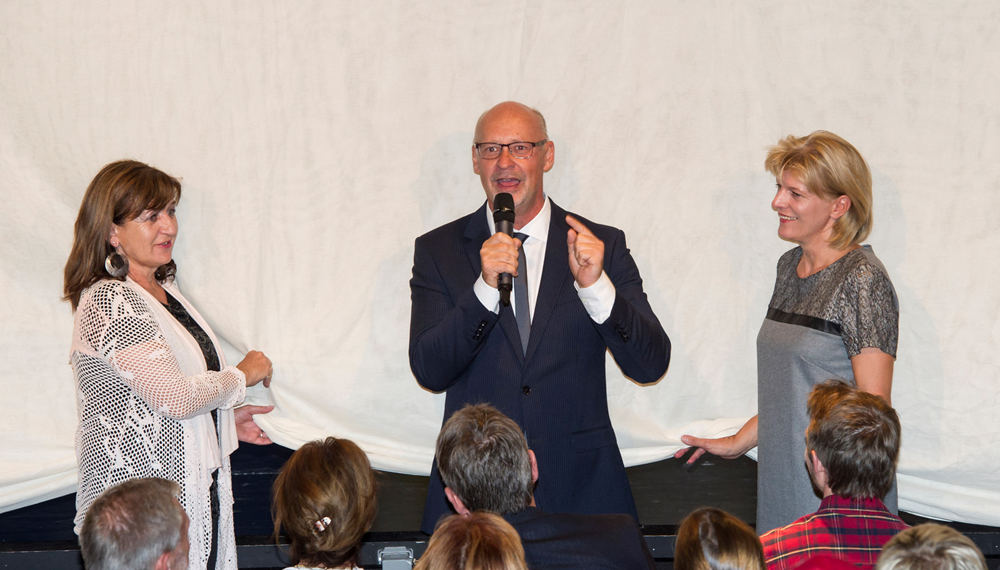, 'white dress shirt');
473,196,616,323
